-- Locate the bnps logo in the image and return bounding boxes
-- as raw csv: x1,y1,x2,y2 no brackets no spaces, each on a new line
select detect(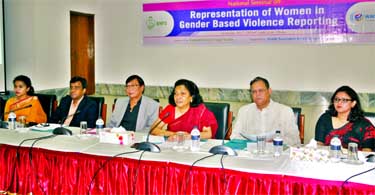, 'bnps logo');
146,16,168,30
346,2,375,33
354,13,363,21
143,11,174,37
146,16,156,30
